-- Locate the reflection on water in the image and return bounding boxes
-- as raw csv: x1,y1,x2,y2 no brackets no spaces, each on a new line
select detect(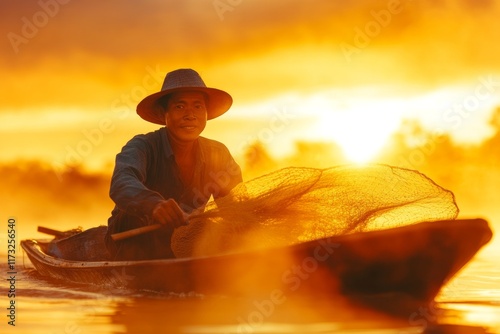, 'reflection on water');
440,303,500,330
2,218,498,334
3,262,499,334
7,292,500,334
108,295,413,334
12,298,125,334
